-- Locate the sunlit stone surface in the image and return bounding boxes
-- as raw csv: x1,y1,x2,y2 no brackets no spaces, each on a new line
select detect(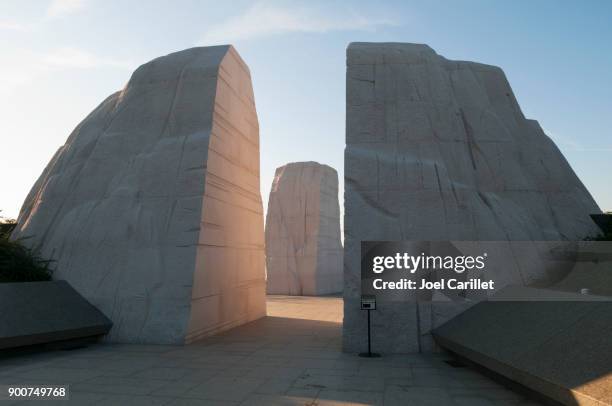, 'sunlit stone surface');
265,162,343,295
343,42,602,353
12,46,266,344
